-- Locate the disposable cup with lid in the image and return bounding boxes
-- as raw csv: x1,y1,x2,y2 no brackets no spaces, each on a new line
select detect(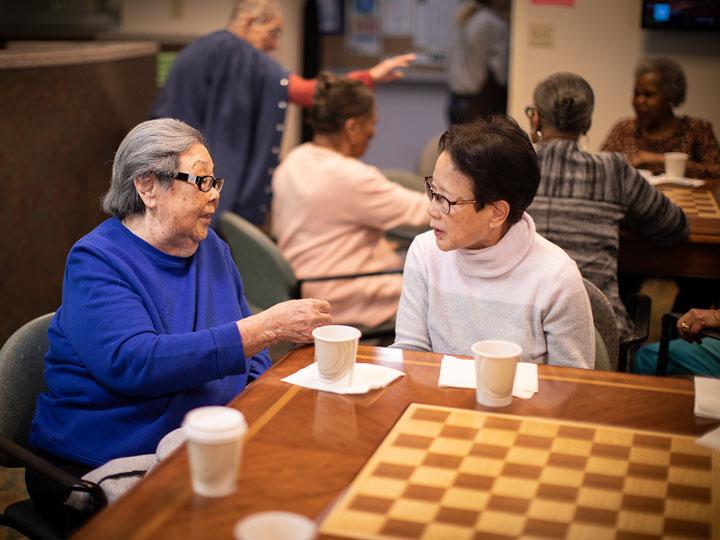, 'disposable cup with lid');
183,406,247,444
